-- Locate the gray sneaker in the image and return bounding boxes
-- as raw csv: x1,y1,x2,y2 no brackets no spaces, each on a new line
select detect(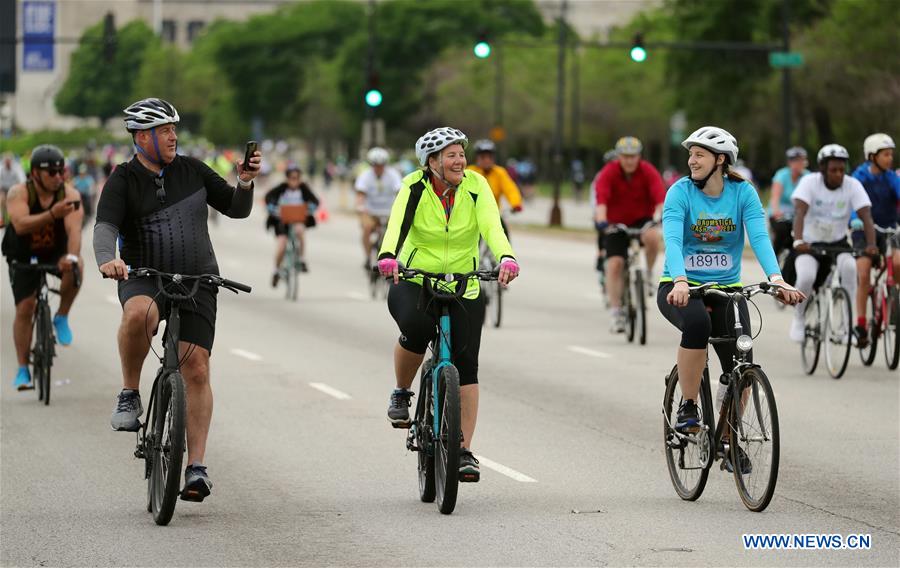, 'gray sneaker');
110,389,143,431
387,388,414,427
181,463,213,502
